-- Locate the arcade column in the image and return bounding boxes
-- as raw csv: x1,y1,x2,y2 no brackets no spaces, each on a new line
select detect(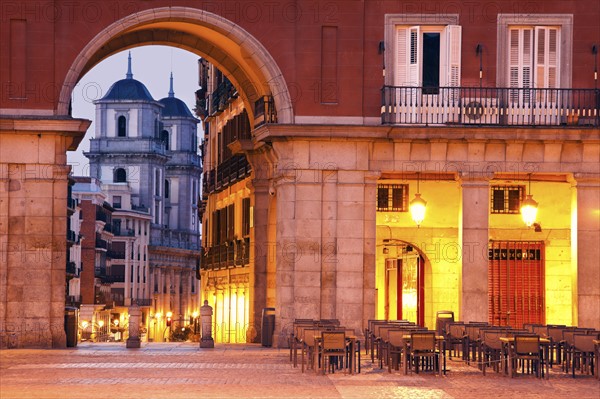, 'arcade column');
0,116,89,348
